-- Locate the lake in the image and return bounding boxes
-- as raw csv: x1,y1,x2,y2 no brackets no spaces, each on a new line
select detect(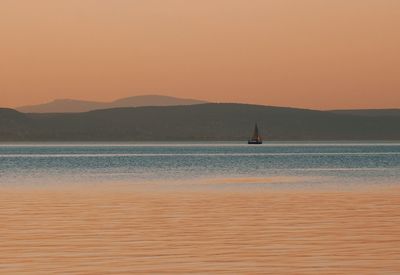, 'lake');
1,142,400,274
